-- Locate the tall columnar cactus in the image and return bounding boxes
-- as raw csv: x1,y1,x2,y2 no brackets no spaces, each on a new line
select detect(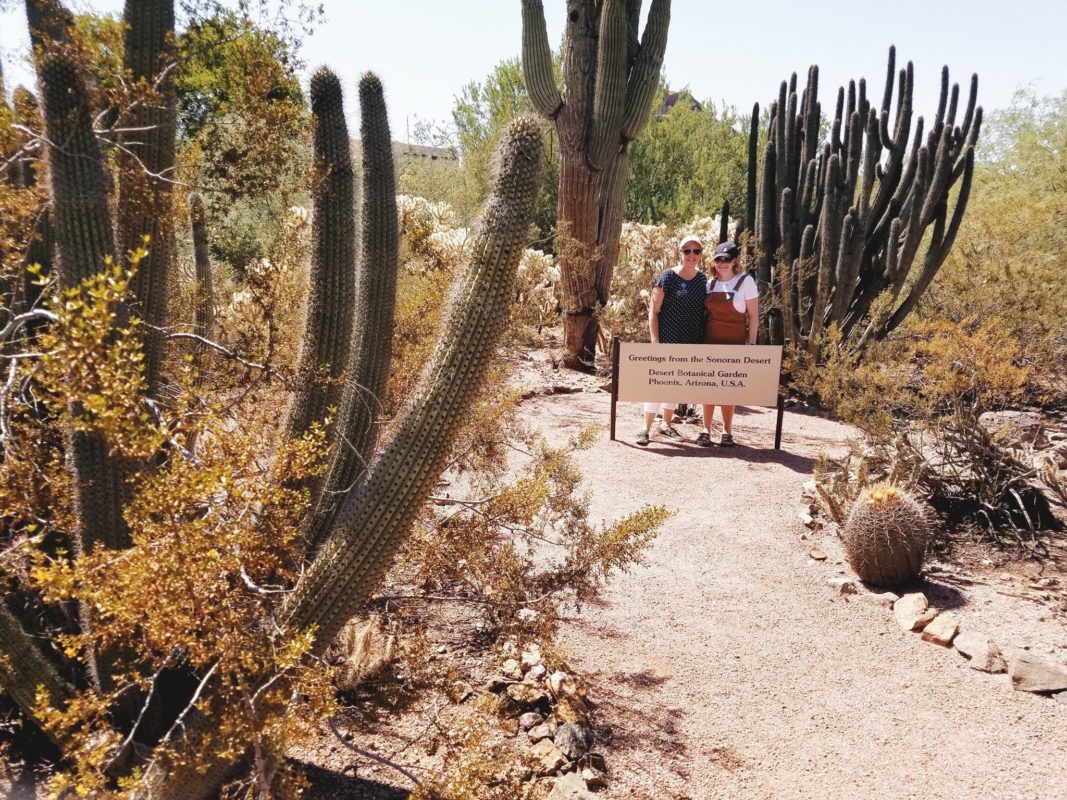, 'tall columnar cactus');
116,0,177,396
522,0,671,368
744,47,980,355
306,71,398,549
842,484,931,587
142,113,544,800
188,193,214,382
284,68,357,442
